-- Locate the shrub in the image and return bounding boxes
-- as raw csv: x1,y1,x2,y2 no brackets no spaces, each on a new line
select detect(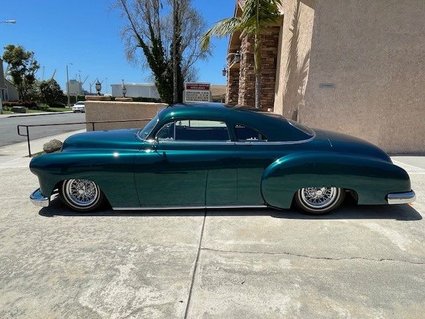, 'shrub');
132,97,162,103
12,106,27,113
50,101,66,108
37,104,49,111
3,101,37,109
